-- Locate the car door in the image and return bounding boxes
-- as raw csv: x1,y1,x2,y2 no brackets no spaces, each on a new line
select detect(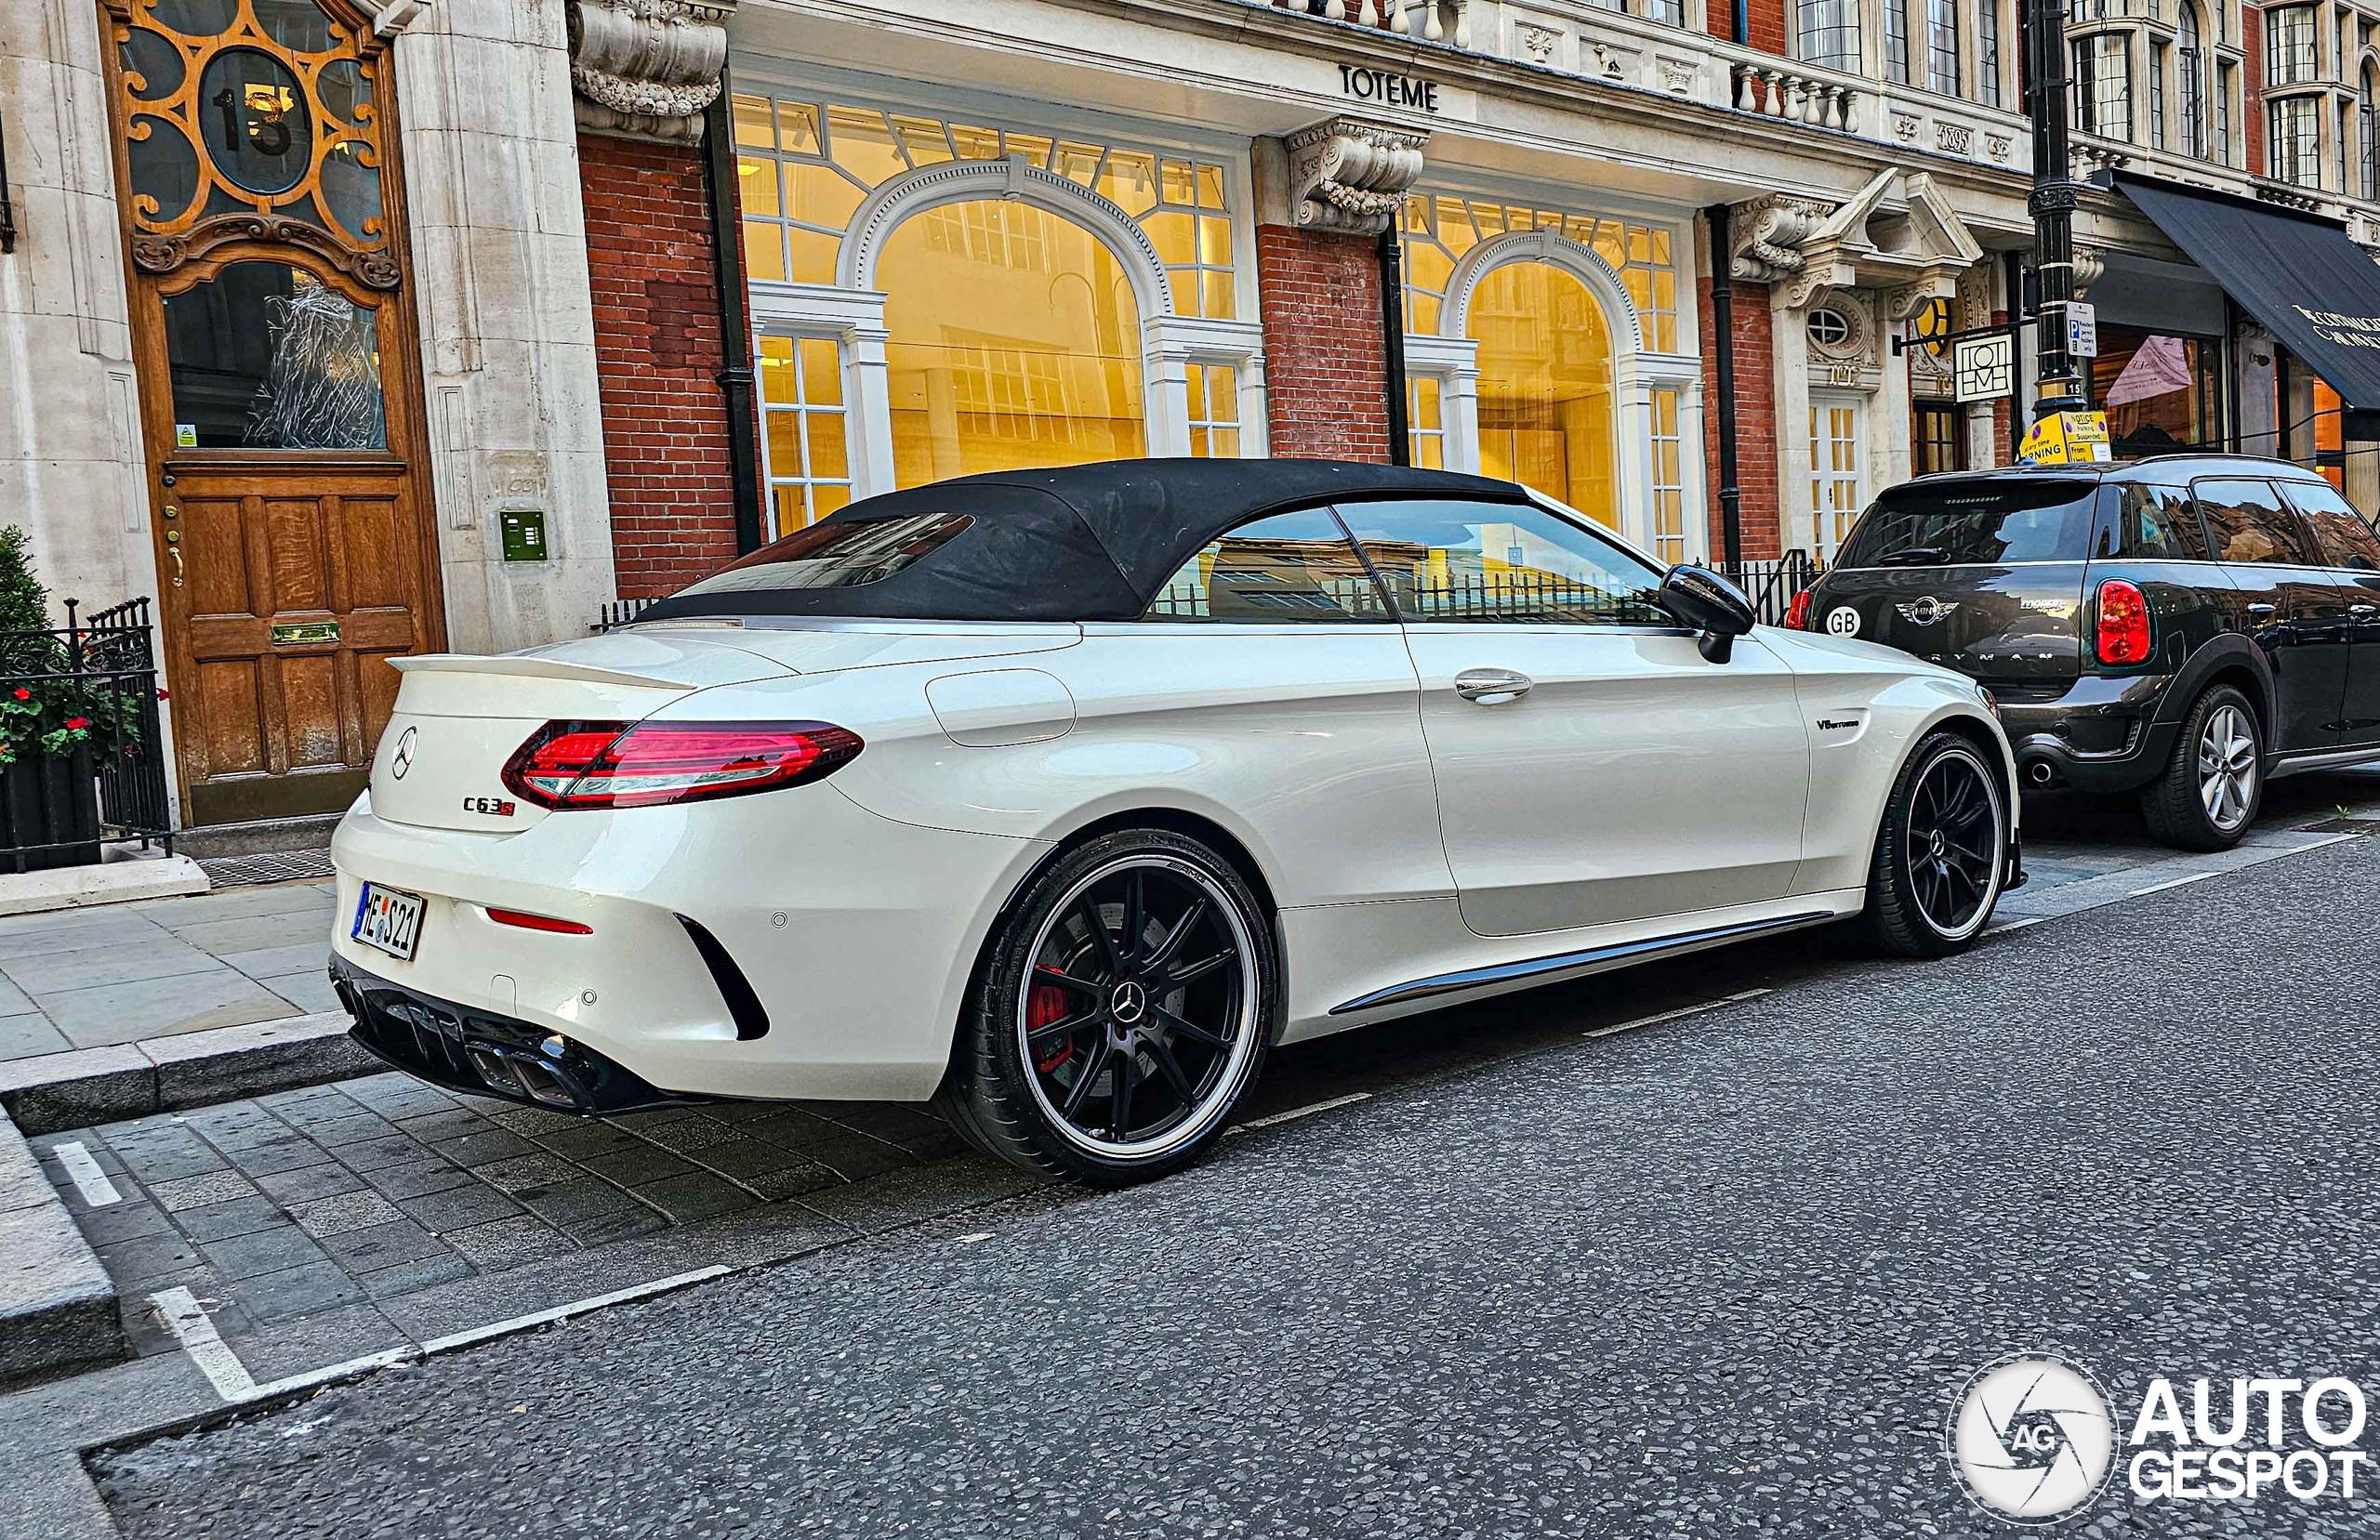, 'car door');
1074,504,1448,910
2278,478,2380,746
1335,494,1811,938
2190,478,2352,752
